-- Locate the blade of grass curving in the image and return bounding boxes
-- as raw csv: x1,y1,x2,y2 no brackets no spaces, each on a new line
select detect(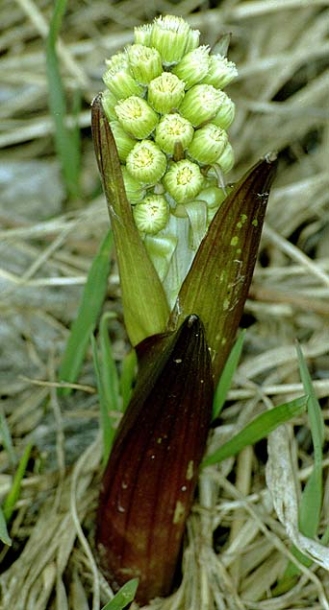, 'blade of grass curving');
212,329,245,419
281,344,325,583
170,155,278,385
3,443,33,522
203,396,307,467
58,230,113,396
46,0,81,199
91,95,170,346
101,578,139,610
